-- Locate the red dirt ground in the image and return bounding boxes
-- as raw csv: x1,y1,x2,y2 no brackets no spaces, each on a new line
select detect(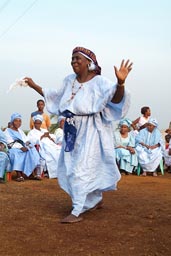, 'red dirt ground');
0,172,171,256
